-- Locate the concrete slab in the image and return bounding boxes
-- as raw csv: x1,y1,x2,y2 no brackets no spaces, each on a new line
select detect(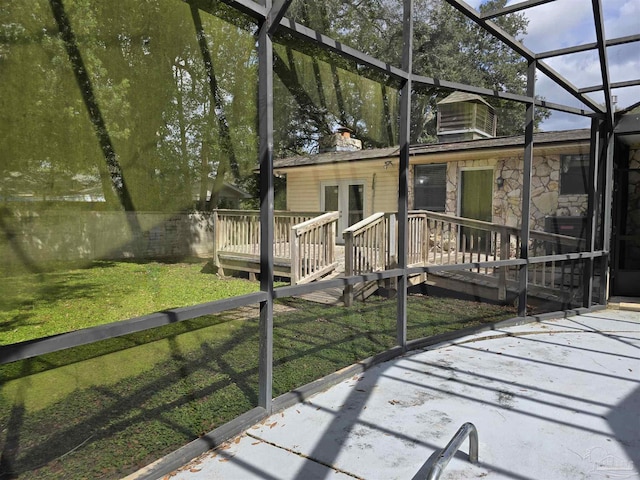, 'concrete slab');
168,309,640,480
